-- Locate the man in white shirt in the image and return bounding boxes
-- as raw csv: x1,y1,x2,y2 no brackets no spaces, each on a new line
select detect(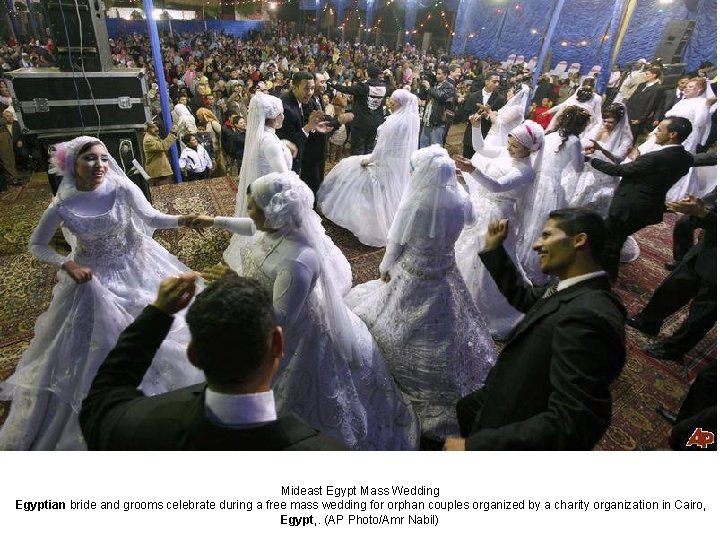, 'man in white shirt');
444,208,626,450
179,134,213,181
80,274,345,450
